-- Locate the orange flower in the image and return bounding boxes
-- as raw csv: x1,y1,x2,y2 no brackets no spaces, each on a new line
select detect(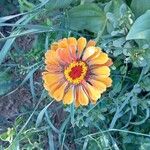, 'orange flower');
42,37,113,107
